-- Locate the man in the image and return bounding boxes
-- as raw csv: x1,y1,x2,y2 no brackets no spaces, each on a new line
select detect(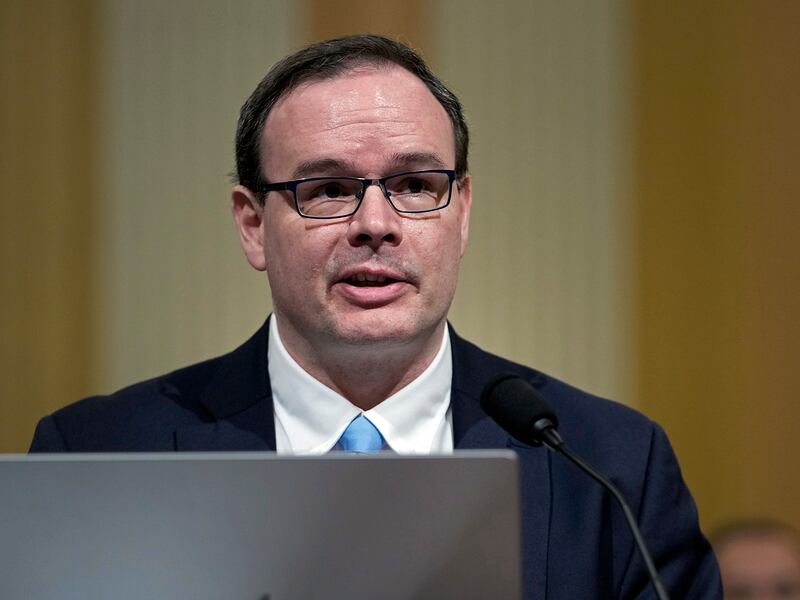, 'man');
30,34,721,598
713,520,800,599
